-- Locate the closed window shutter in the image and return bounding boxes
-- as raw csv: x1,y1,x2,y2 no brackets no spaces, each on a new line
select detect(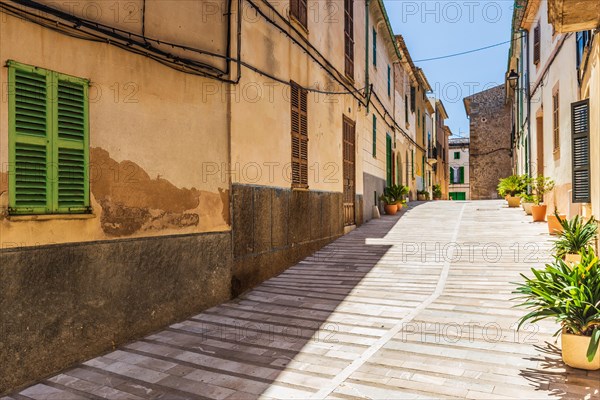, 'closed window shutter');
459,167,464,184
291,83,308,188
56,78,89,211
291,0,307,28
450,167,454,183
387,65,391,97
9,67,51,213
344,0,354,78
533,25,541,65
372,114,377,157
372,28,377,66
8,61,90,215
298,0,307,27
571,100,590,203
